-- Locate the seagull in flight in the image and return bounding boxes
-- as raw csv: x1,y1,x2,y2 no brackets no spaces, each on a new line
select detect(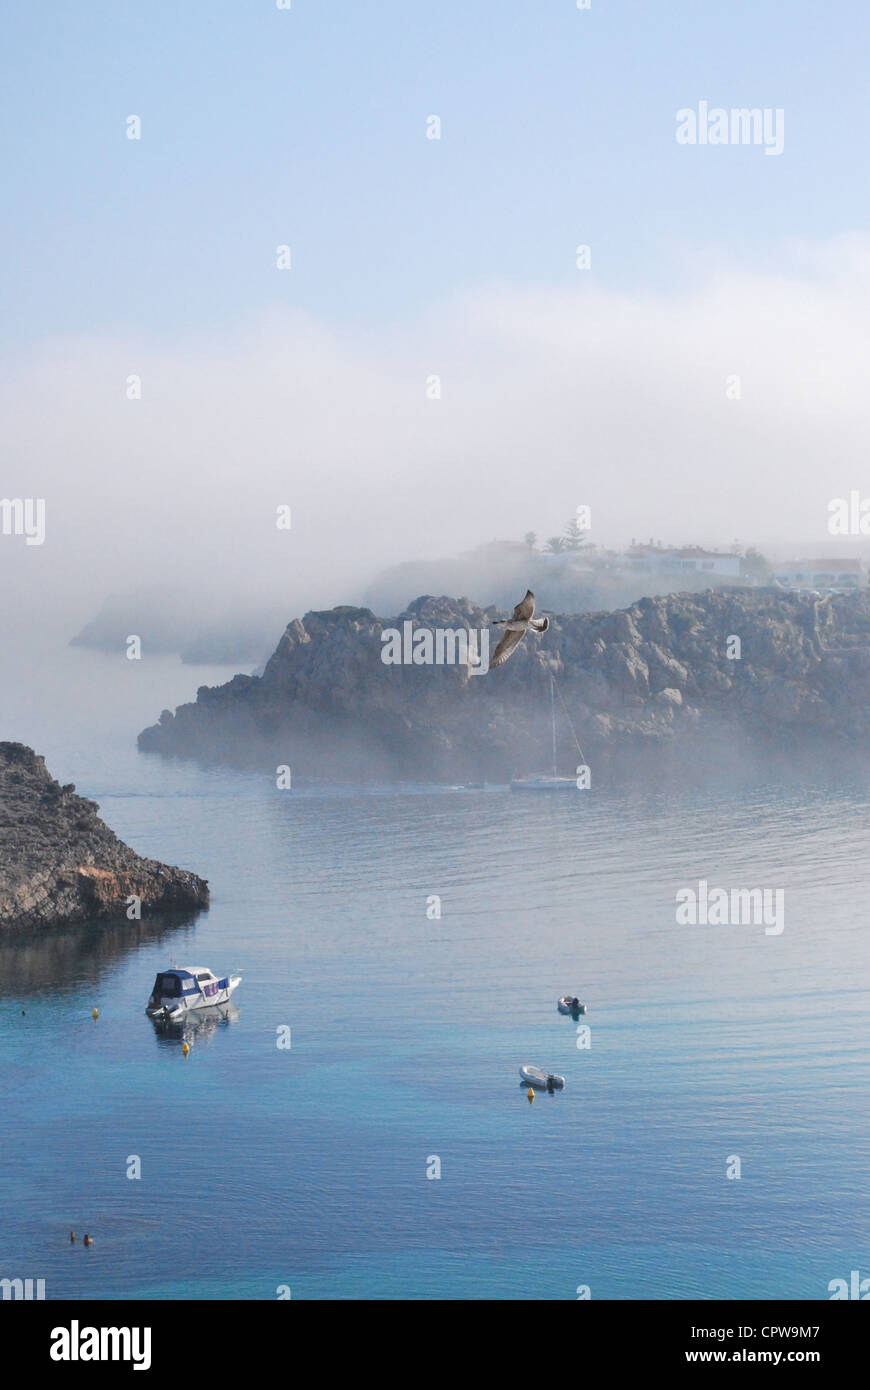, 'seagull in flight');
490,589,550,669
